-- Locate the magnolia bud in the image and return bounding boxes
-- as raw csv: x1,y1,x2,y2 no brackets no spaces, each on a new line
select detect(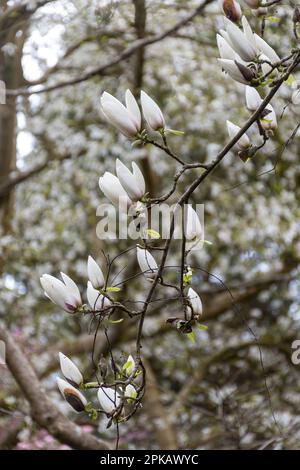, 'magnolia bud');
124,384,137,402
225,18,257,61
140,90,165,131
40,273,82,313
115,159,146,202
124,354,135,376
98,387,121,415
100,90,141,138
99,171,132,207
220,0,242,23
87,255,105,289
59,352,83,386
137,247,158,281
87,281,112,311
260,104,277,132
227,120,251,151
187,287,203,316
